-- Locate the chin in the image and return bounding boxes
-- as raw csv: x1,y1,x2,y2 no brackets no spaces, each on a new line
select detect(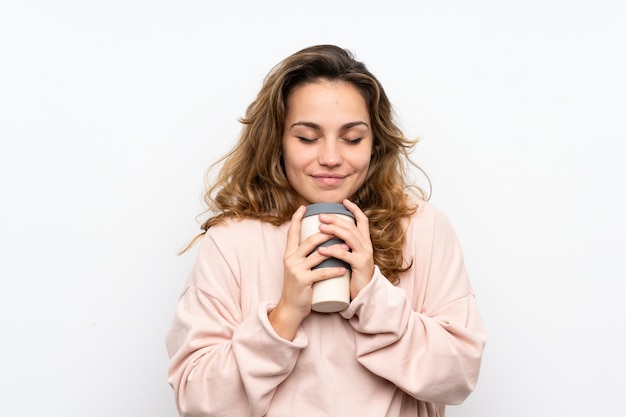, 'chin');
308,196,347,204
